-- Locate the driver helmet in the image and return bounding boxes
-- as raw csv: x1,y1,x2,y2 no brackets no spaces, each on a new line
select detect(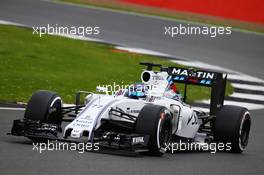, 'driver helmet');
164,80,182,101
